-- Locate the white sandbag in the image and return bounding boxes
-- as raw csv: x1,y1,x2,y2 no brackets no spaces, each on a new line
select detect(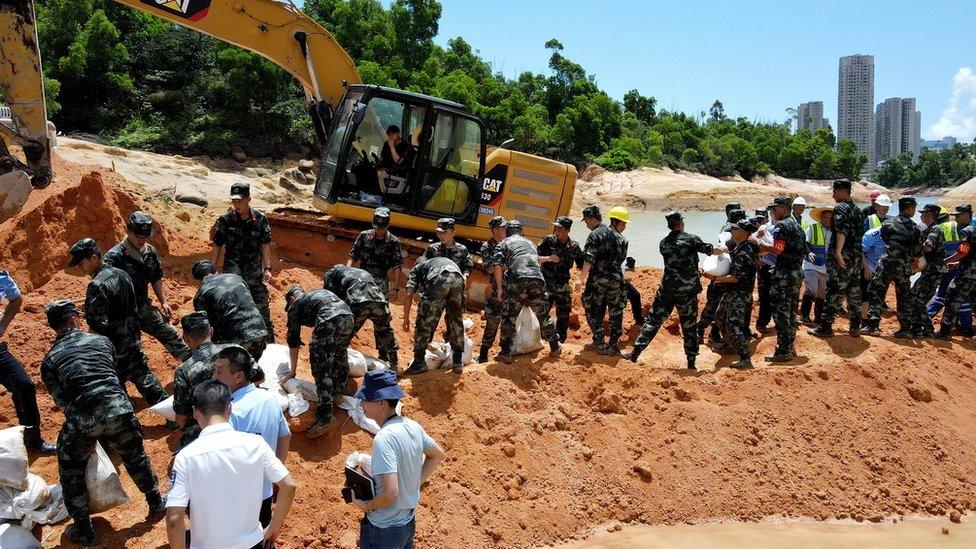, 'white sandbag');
282,378,318,402
0,427,28,491
258,344,291,391
338,396,402,435
85,442,129,514
511,306,544,356
27,484,68,526
275,389,289,413
424,342,452,370
148,396,177,422
365,356,388,372
701,253,732,277
286,392,310,417
0,523,41,549
0,473,51,520
461,317,474,365
347,349,368,378
717,231,731,244
345,451,372,476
